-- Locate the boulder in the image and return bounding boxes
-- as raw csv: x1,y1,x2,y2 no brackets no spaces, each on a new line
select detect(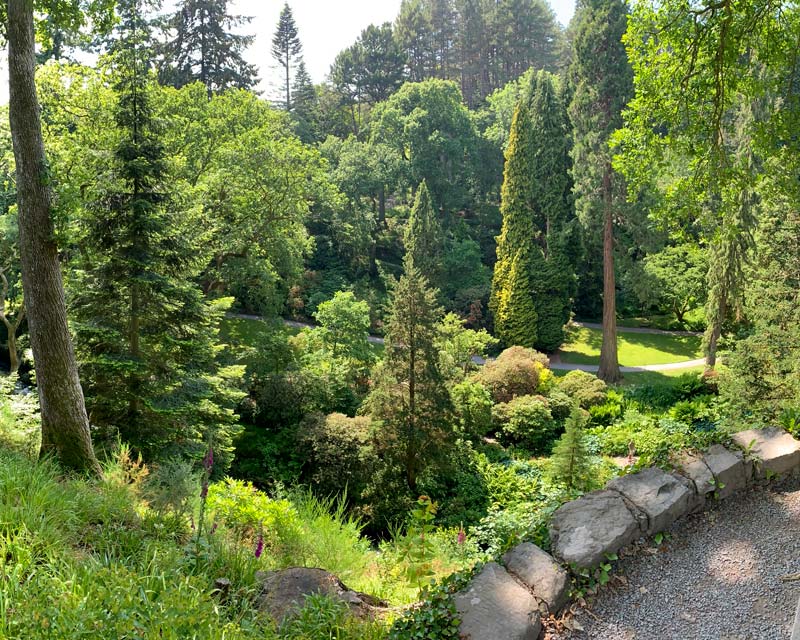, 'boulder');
607,467,694,534
502,542,569,614
703,444,746,498
256,567,385,624
455,562,541,640
731,428,800,478
672,451,715,510
549,490,642,568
